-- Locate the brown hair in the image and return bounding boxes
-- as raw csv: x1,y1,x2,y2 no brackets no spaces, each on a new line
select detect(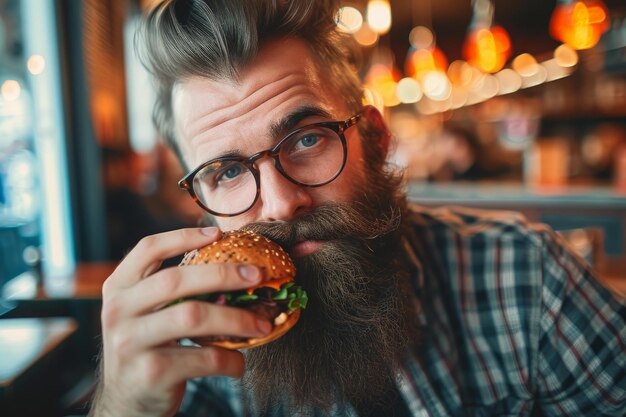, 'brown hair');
136,0,363,164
